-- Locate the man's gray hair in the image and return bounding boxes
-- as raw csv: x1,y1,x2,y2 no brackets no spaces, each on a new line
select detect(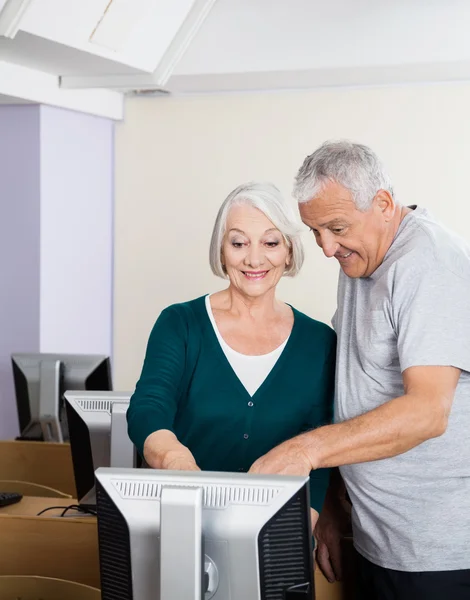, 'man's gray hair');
209,181,304,279
293,140,394,211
